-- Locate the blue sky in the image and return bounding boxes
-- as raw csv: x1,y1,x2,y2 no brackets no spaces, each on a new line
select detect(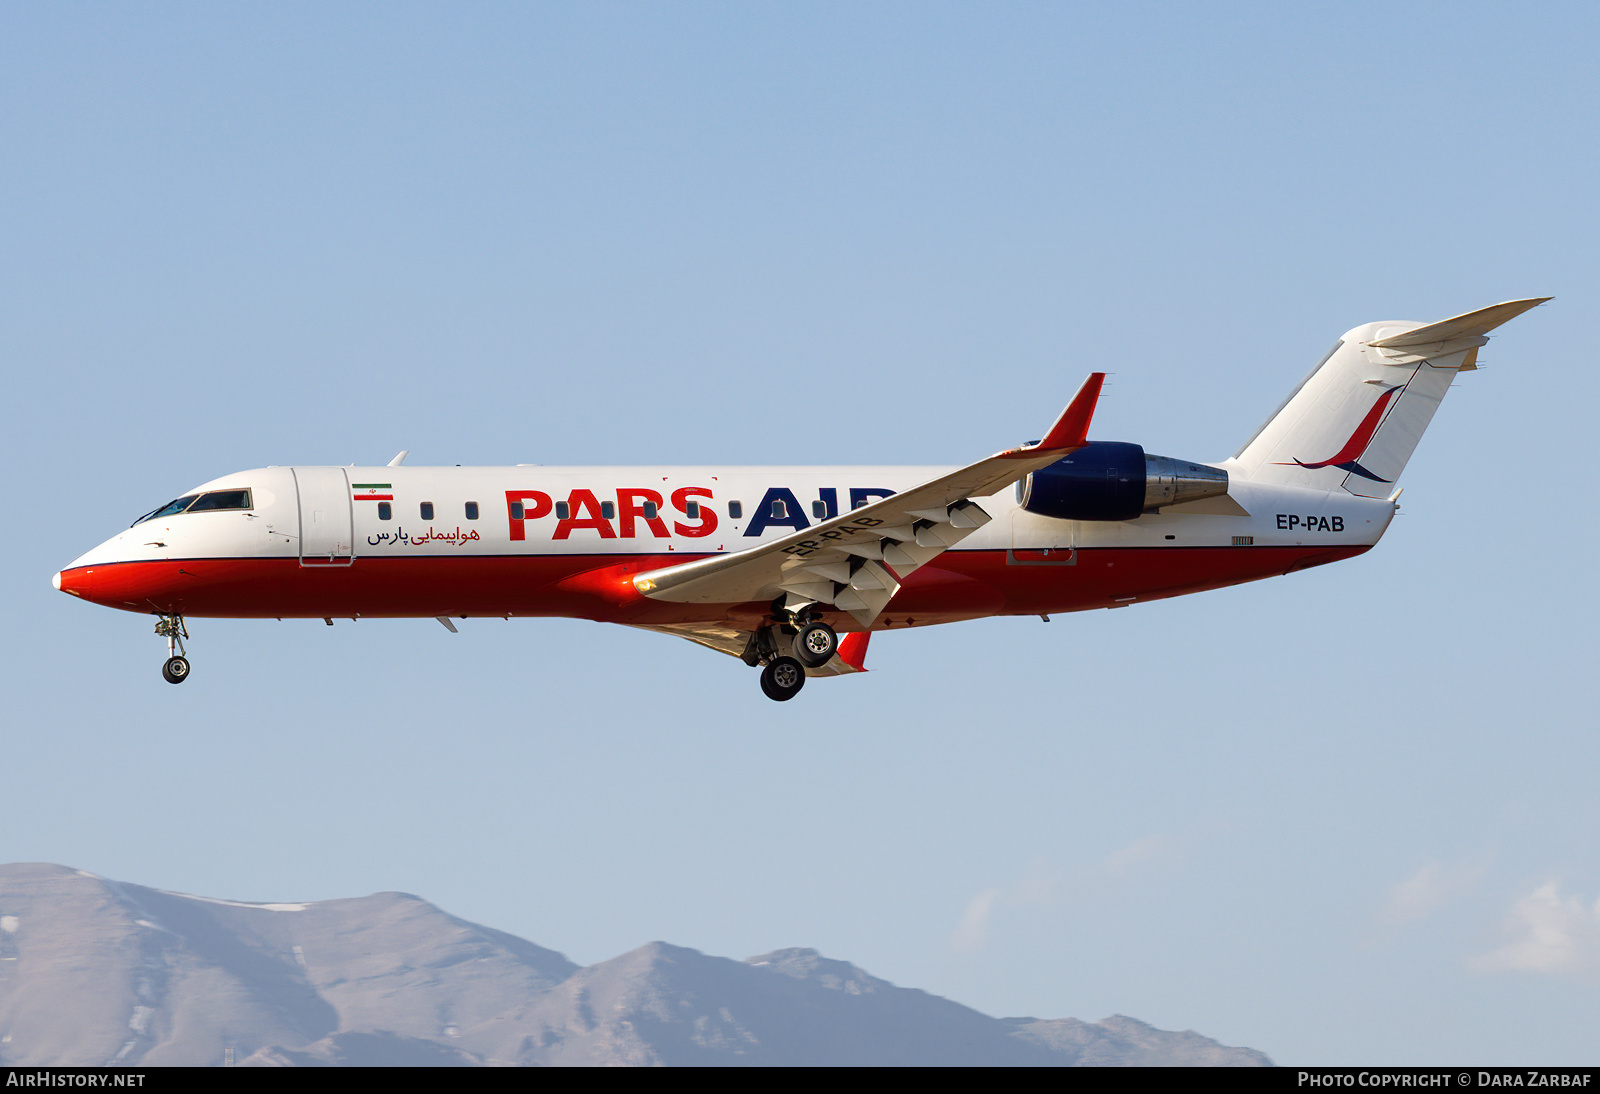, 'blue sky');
3,1,1597,1065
